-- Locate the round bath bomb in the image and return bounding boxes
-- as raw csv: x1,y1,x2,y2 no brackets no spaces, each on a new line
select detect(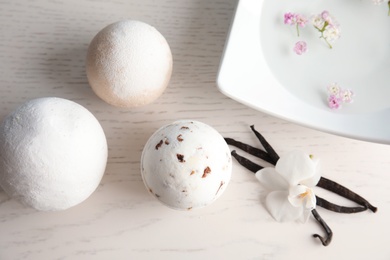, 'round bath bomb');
0,97,108,211
141,120,232,210
86,20,172,107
